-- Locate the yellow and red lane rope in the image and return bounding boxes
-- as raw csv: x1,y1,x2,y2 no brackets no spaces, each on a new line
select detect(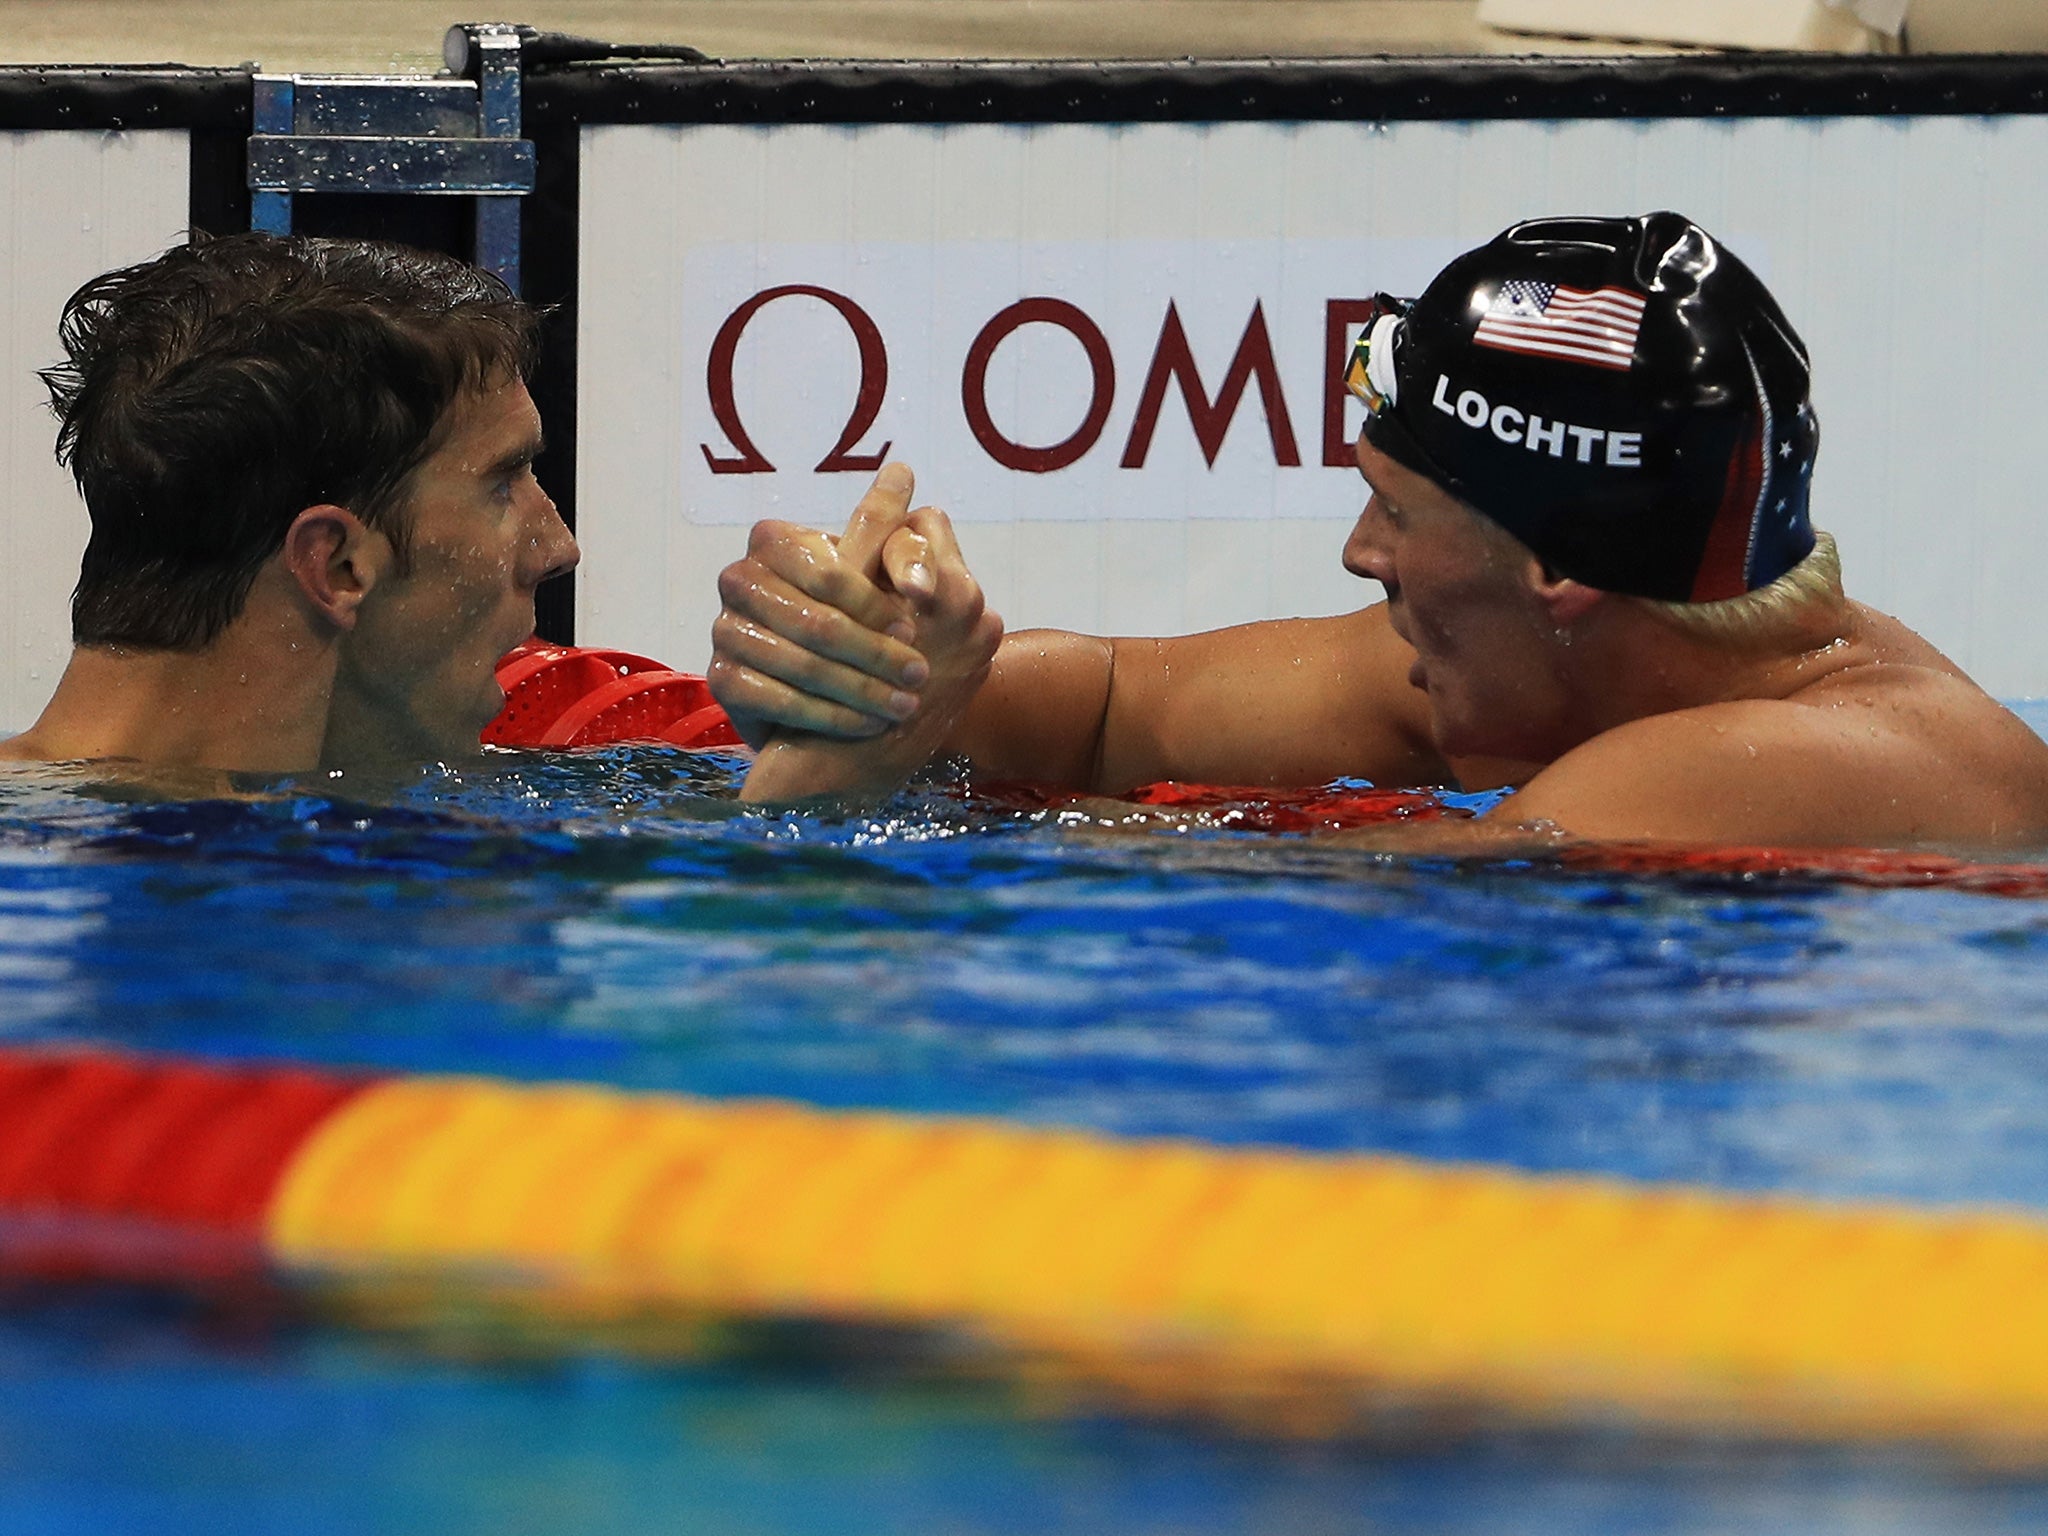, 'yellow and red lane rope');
3,1045,2048,1455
